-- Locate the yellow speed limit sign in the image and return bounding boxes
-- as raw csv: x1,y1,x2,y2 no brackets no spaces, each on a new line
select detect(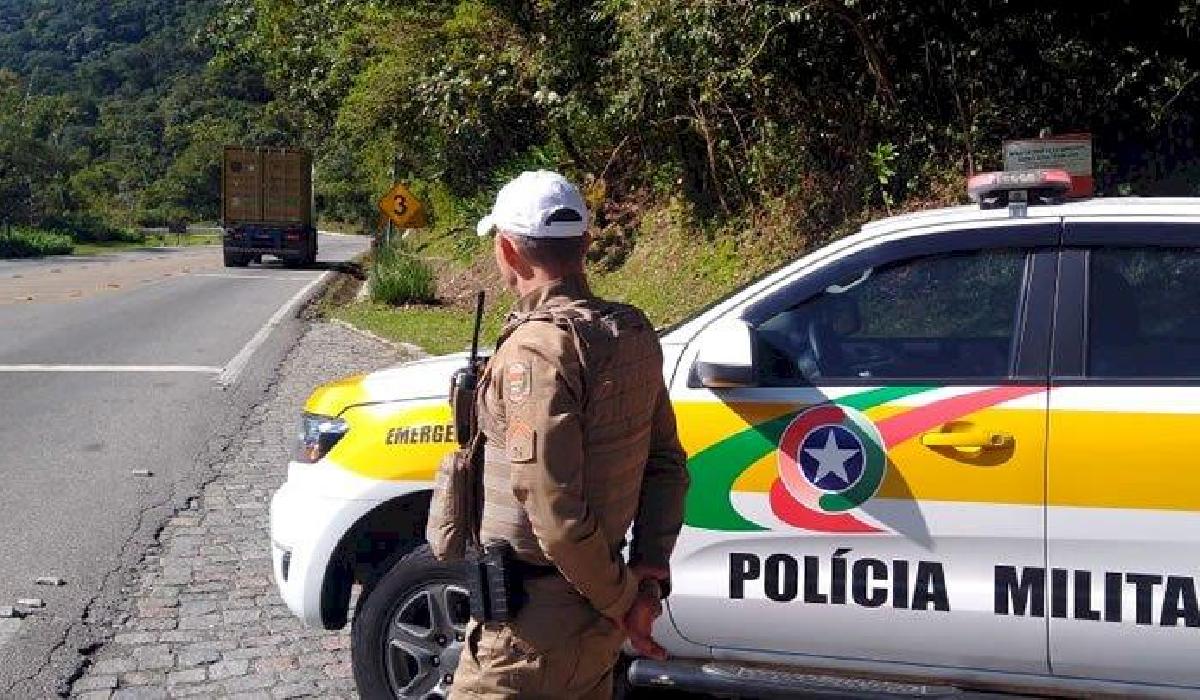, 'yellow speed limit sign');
378,183,428,229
